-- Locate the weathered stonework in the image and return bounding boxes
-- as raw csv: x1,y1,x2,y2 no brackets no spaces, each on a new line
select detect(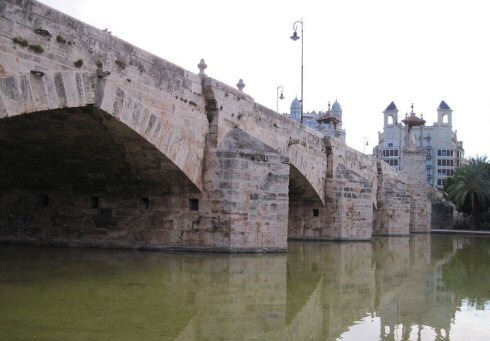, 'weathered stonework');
373,161,411,235
199,124,290,252
428,187,455,229
0,0,434,252
401,149,431,232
